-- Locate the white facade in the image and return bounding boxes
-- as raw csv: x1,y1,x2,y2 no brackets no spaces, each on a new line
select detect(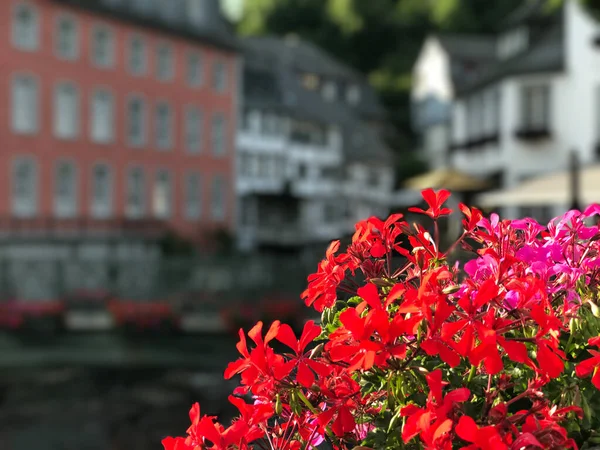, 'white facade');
414,0,600,219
